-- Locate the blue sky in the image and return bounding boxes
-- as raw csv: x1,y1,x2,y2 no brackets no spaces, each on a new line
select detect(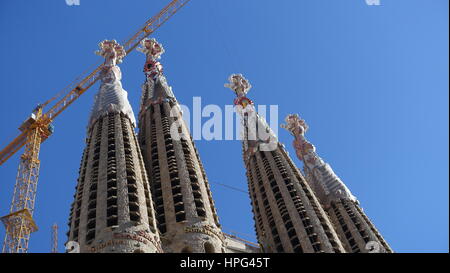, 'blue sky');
0,0,448,253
